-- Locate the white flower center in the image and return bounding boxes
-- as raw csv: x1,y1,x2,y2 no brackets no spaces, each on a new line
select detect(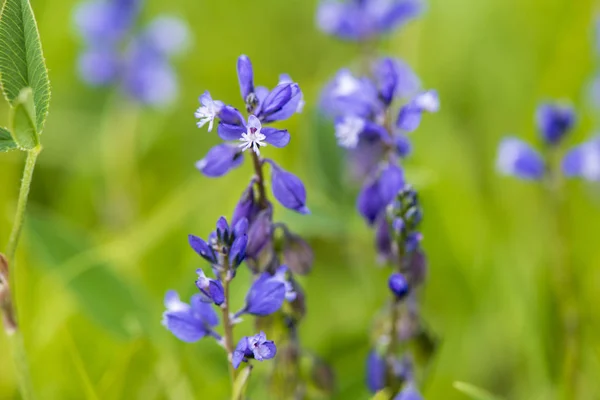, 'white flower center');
414,91,440,113
239,126,267,155
195,100,222,132
335,116,365,149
